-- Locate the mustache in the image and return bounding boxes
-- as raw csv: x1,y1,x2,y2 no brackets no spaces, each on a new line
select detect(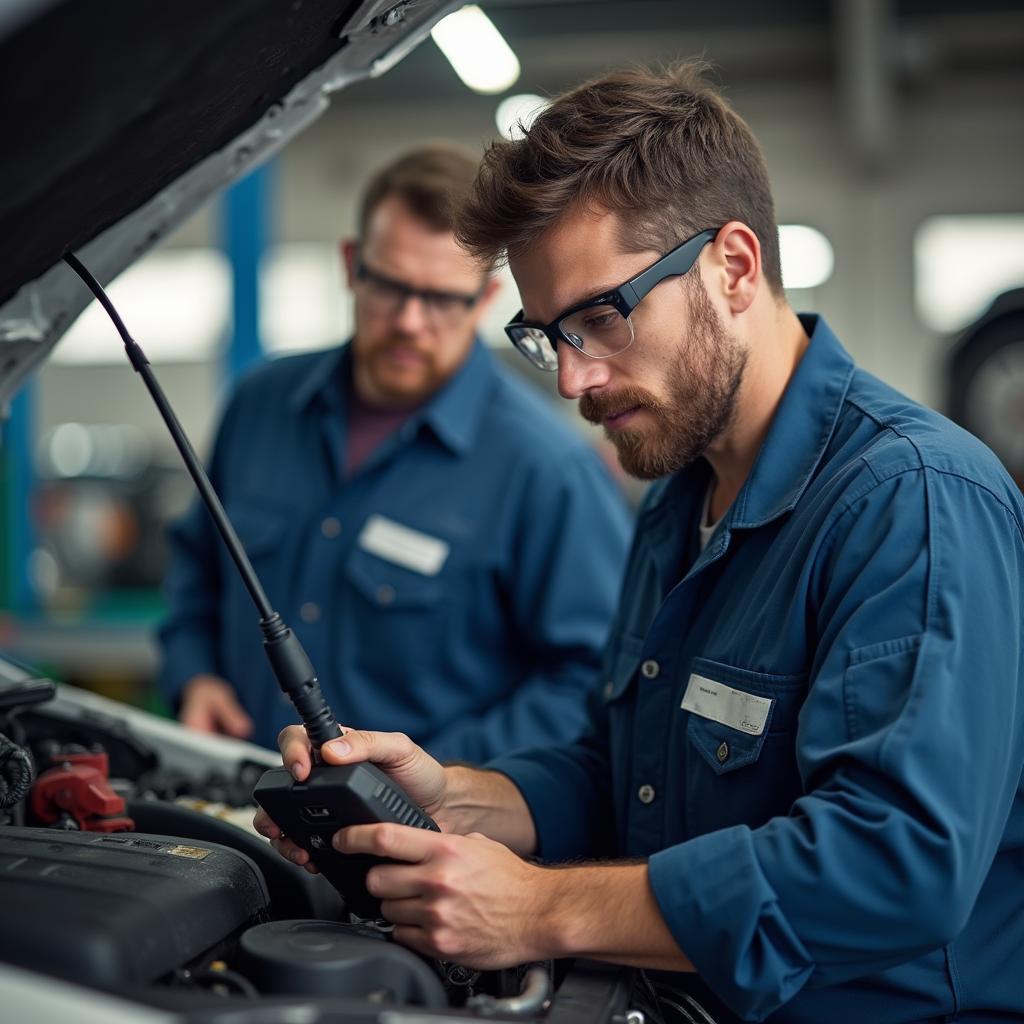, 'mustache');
371,337,432,357
579,386,660,424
